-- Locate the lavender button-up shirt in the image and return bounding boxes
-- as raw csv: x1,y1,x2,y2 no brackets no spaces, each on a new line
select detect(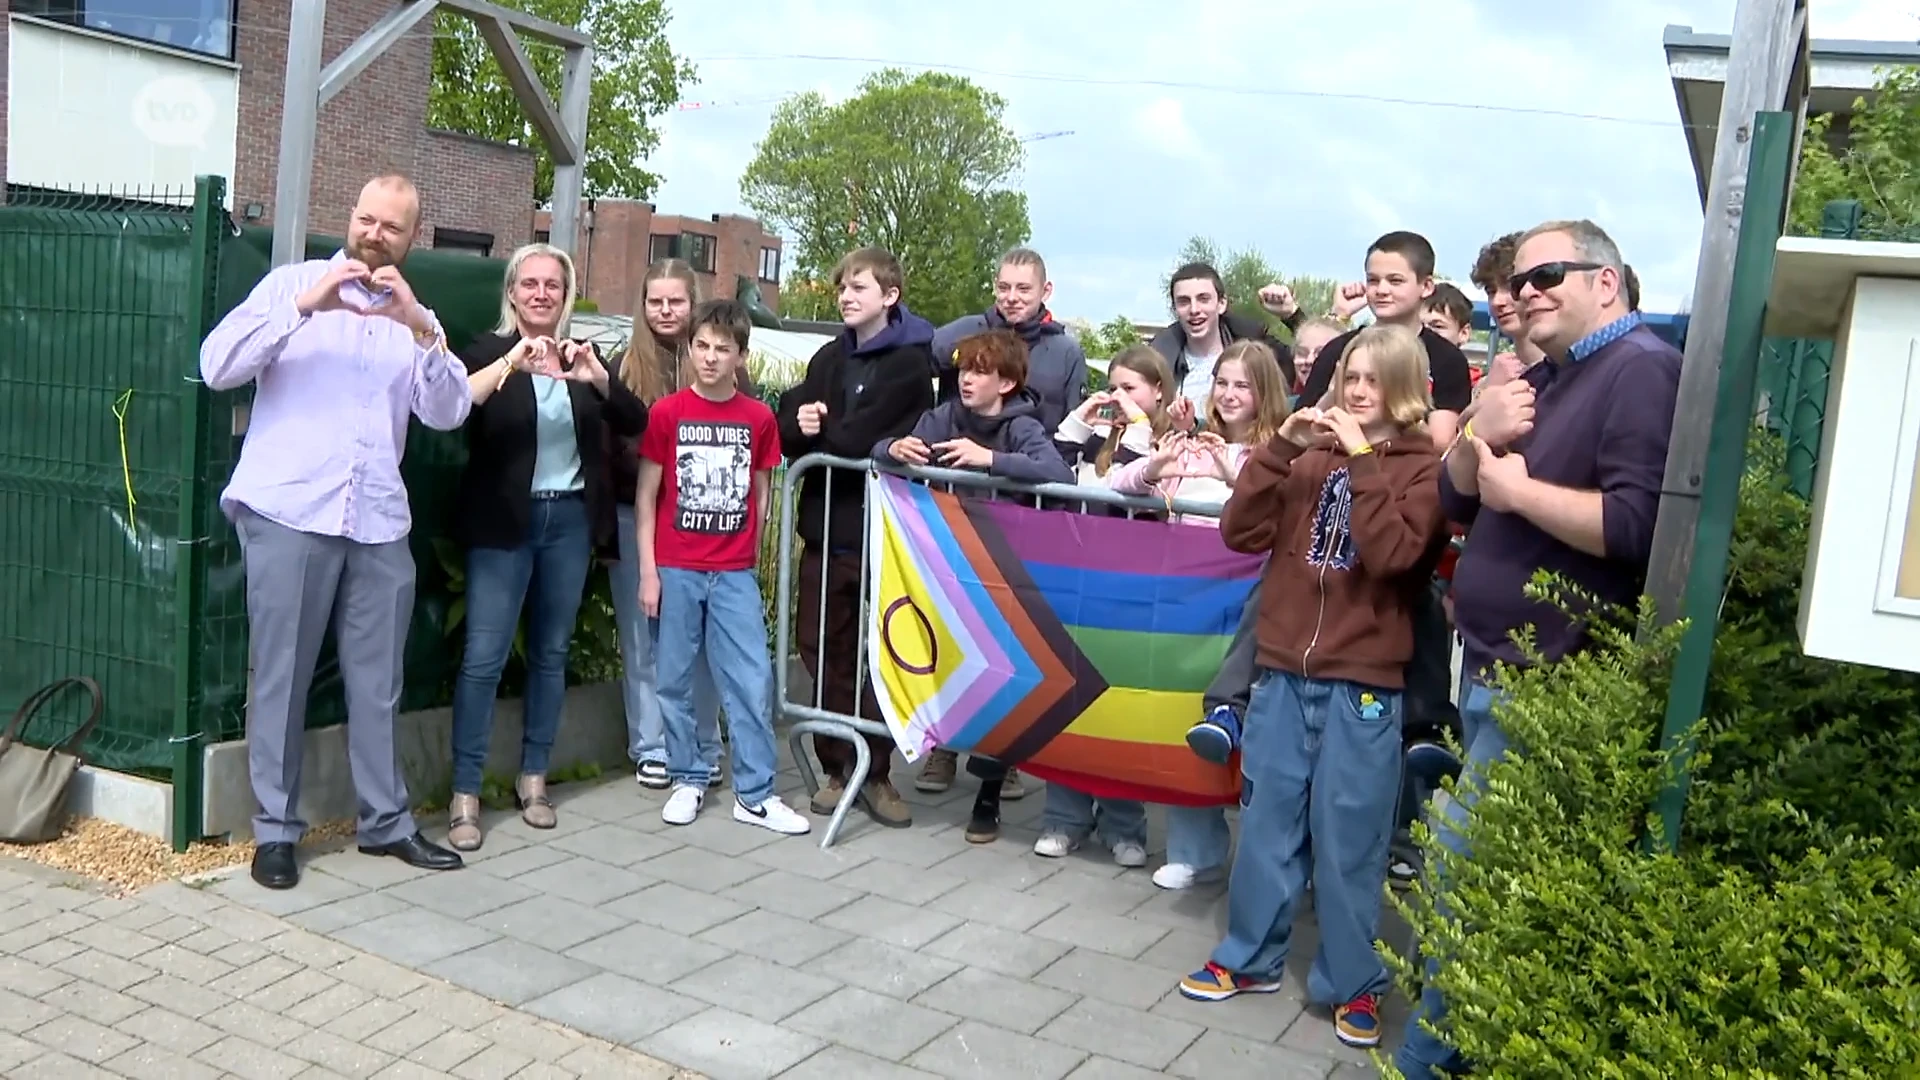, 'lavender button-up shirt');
200,253,473,544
